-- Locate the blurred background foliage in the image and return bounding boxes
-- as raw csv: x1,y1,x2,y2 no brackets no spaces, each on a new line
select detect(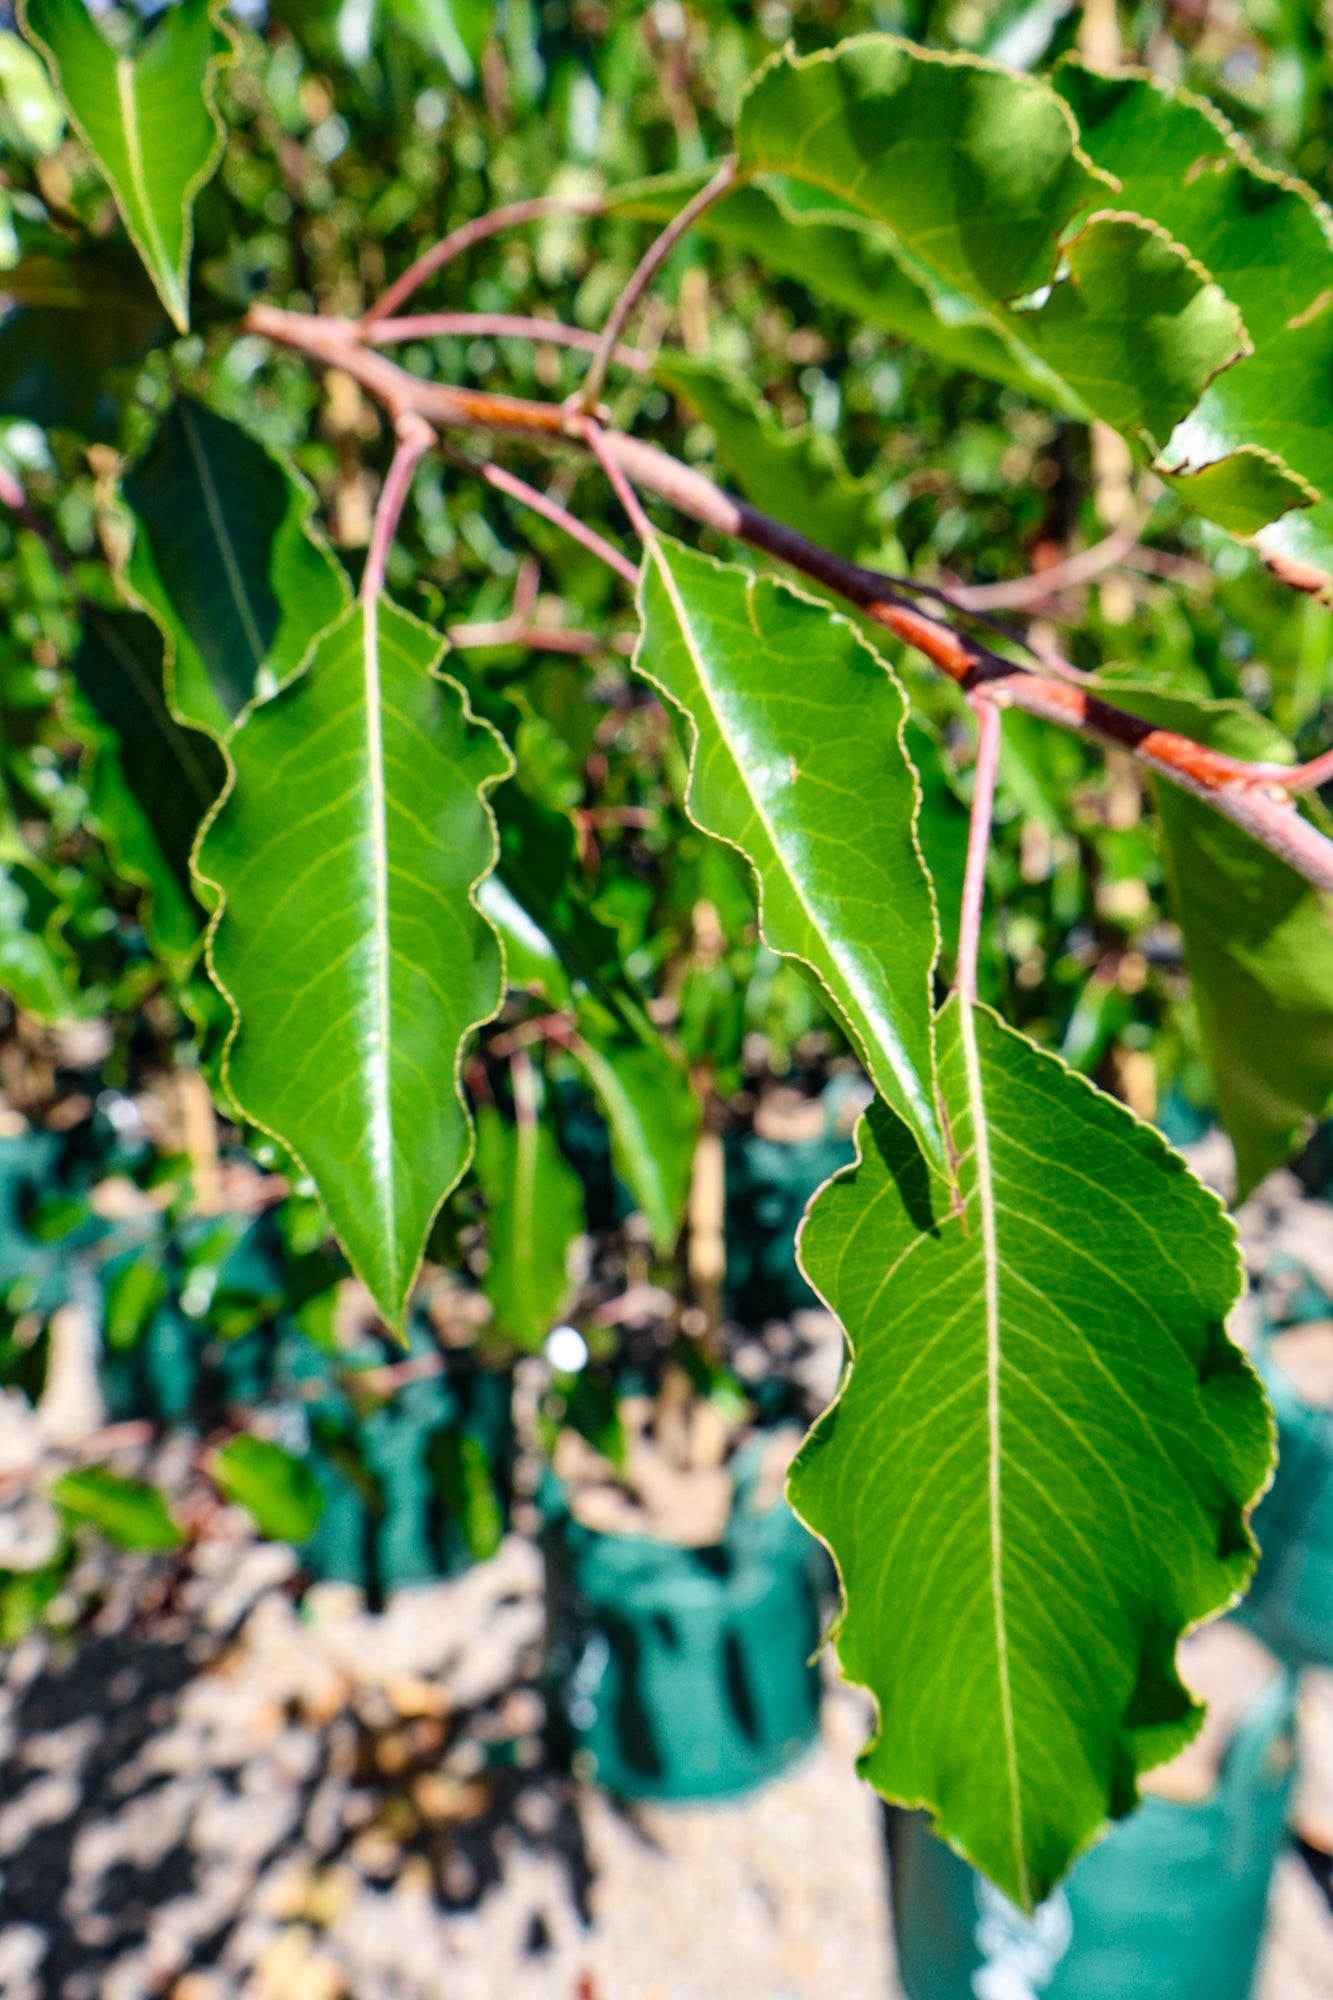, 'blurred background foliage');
2,0,1333,1623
